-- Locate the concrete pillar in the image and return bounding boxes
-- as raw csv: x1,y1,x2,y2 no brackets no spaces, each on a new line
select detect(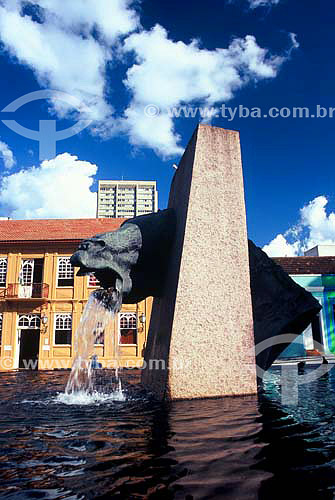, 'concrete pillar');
142,125,257,399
